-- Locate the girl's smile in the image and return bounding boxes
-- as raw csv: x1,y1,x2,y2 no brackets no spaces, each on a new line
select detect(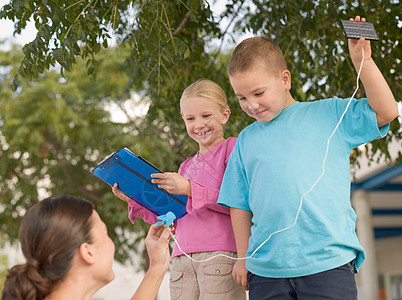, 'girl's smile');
181,96,230,155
